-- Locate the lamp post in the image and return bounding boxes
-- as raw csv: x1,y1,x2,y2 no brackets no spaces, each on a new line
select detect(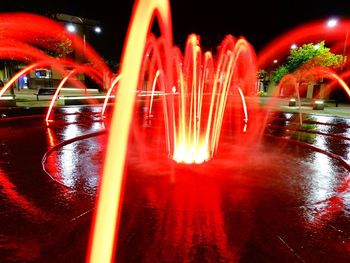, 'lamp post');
60,15,102,94
326,18,347,63
327,18,338,28
326,17,347,107
63,15,102,60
